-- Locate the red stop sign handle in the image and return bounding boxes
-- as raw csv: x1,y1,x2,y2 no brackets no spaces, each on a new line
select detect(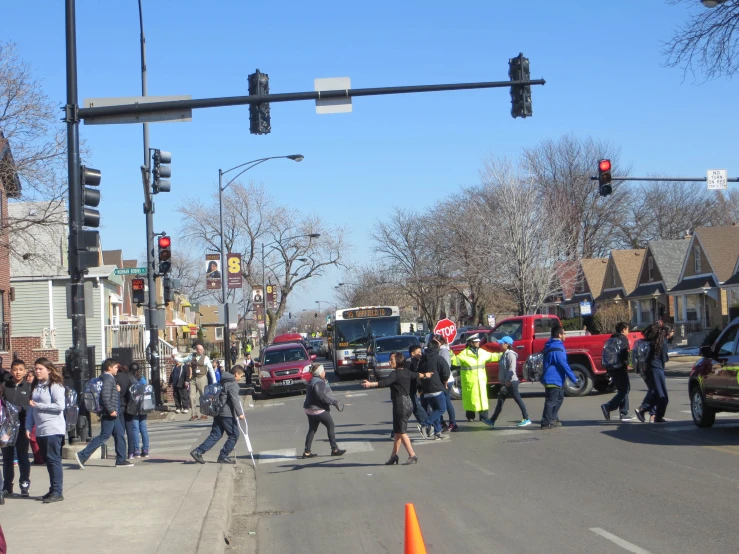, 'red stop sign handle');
433,319,457,344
